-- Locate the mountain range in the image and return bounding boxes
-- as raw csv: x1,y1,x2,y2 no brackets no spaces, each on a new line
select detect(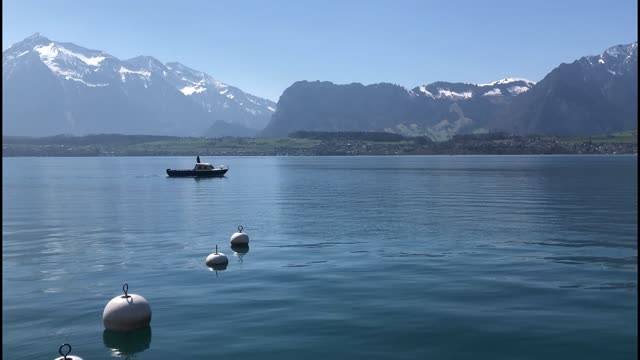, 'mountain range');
500,42,638,135
2,34,637,138
261,78,537,139
2,33,276,137
264,41,637,138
